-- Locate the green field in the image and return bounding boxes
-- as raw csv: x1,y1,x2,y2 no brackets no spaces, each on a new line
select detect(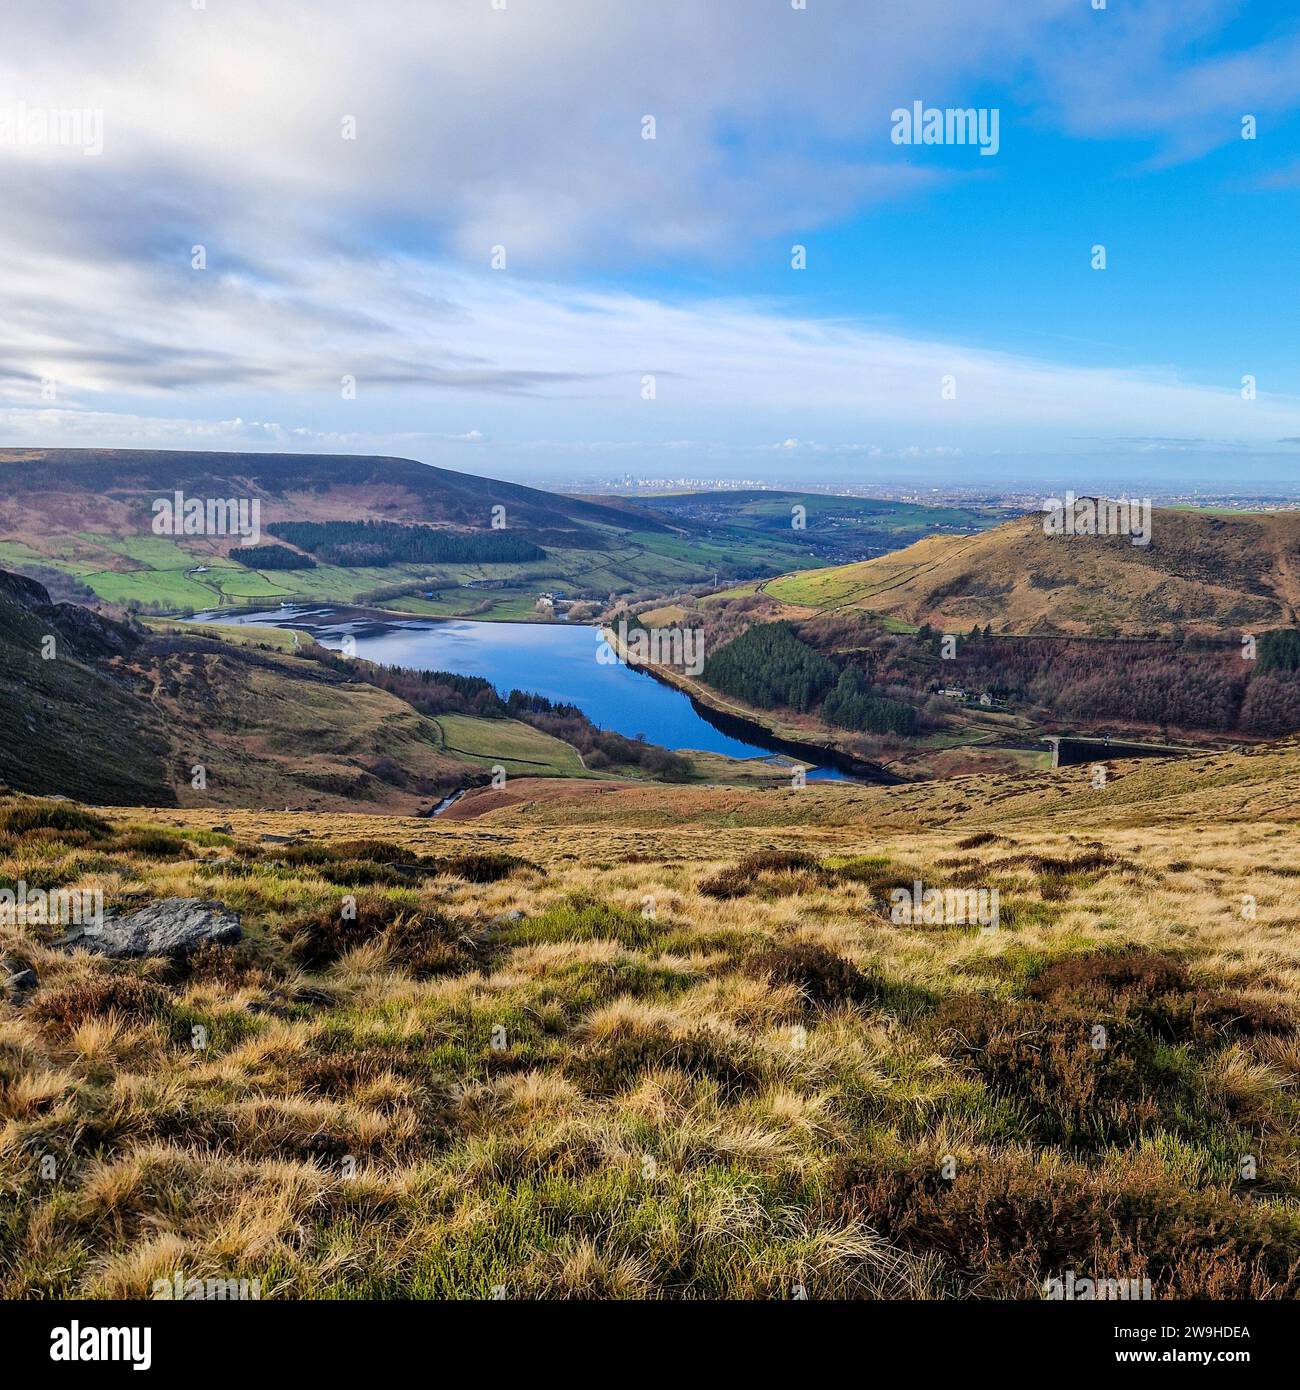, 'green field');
79,568,226,608
95,535,215,569
763,565,891,607
678,749,801,784
433,713,588,776
0,539,65,568
205,568,290,600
